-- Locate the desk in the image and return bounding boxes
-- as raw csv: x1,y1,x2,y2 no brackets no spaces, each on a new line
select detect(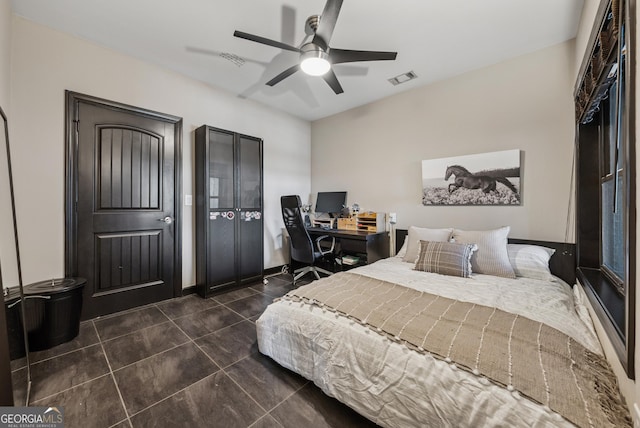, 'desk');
306,227,389,266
